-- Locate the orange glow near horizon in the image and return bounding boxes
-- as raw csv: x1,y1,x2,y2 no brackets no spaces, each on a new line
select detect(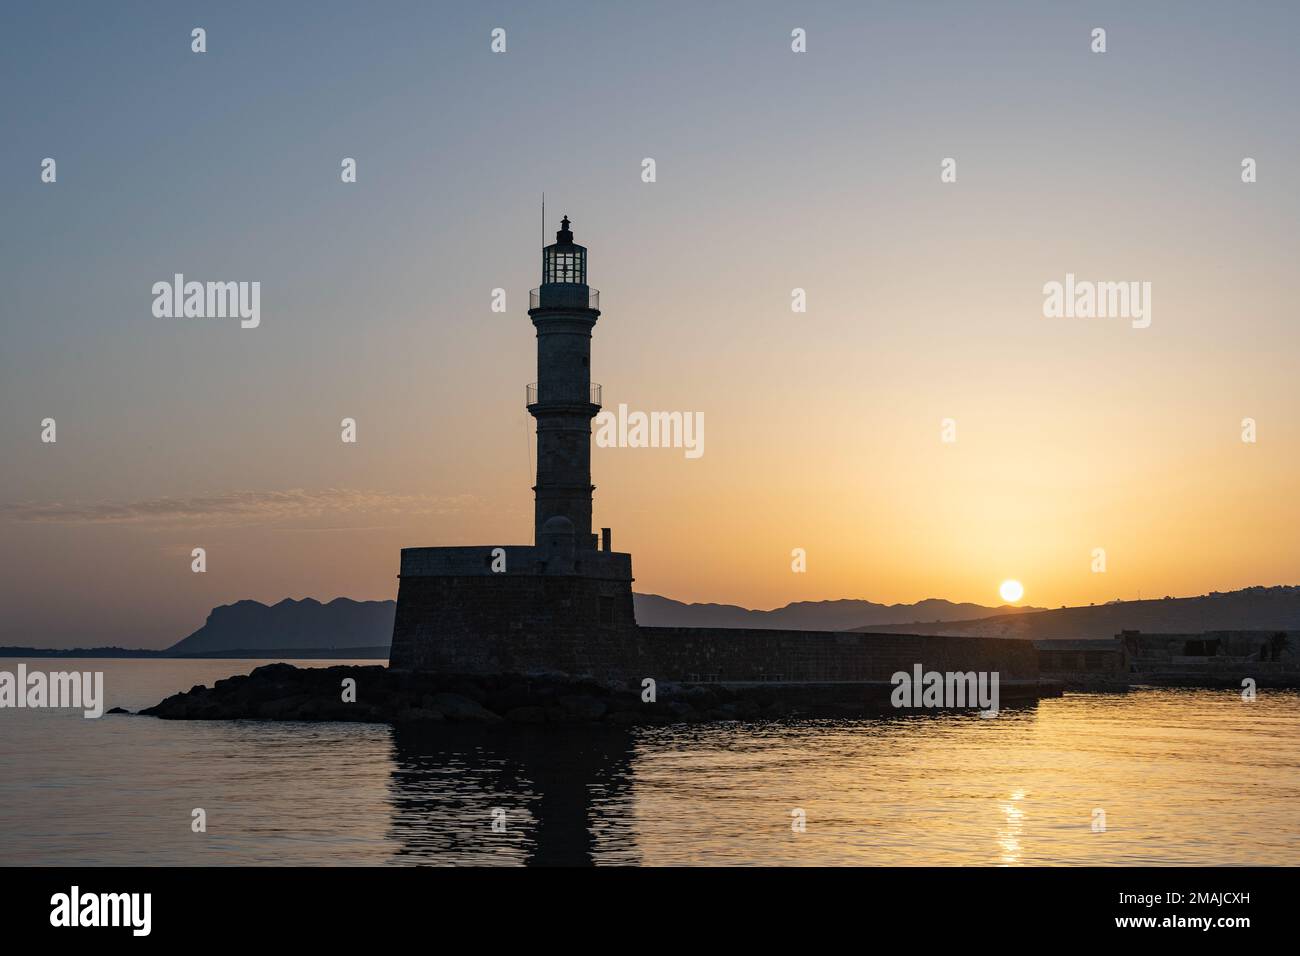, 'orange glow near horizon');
3,3,1298,649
